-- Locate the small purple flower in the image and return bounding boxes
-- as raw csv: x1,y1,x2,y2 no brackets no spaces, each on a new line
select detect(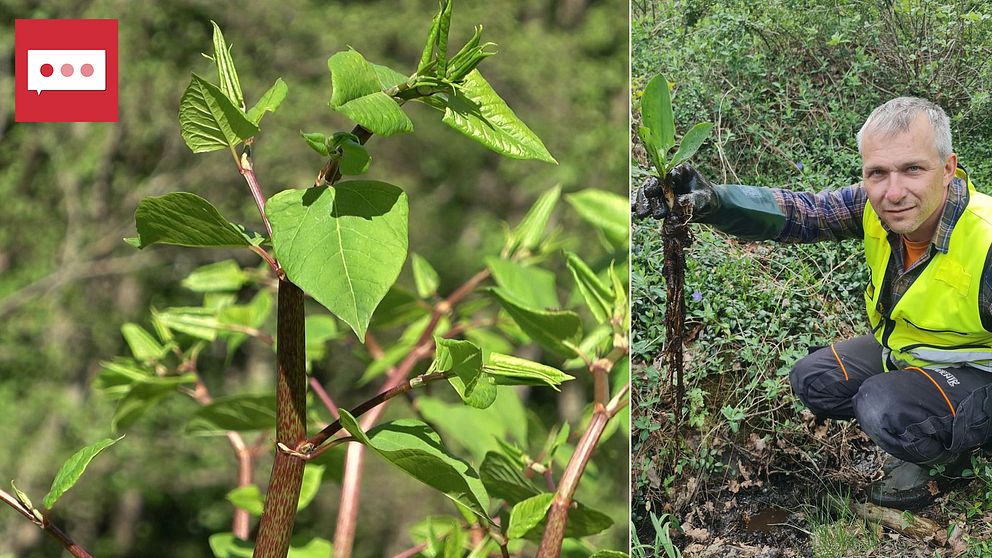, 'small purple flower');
795,162,804,171
691,290,703,302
